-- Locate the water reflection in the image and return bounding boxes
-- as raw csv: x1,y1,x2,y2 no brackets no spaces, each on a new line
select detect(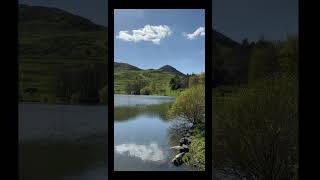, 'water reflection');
19,103,108,180
115,143,165,162
114,95,190,171
115,102,172,122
